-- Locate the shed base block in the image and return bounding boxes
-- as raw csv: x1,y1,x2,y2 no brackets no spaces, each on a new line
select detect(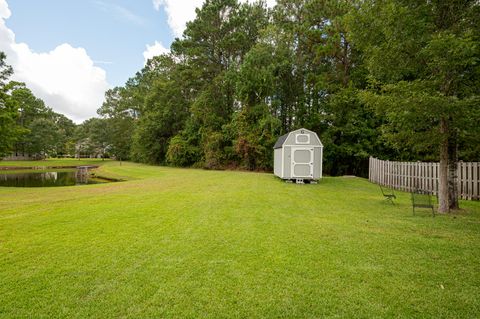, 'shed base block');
284,178,318,184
